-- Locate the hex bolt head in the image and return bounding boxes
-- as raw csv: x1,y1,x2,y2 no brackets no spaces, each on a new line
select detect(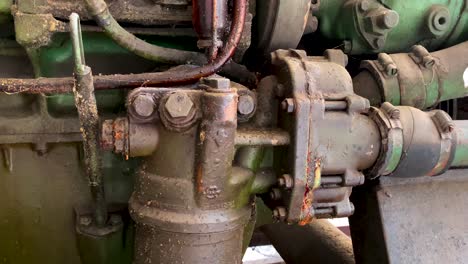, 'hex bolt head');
132,94,155,118
79,216,92,227
269,188,282,200
374,37,385,49
281,98,295,113
202,76,231,90
278,174,294,189
238,94,255,116
165,92,194,118
272,207,287,222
